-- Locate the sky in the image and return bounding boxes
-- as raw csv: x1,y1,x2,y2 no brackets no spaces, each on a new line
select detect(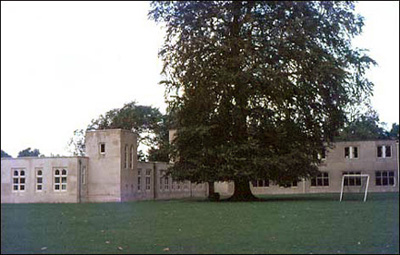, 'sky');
1,1,399,158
